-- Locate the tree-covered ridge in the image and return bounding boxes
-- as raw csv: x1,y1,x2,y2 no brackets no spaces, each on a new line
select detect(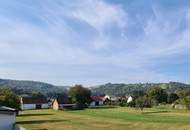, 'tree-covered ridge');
0,78,68,96
92,82,190,96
